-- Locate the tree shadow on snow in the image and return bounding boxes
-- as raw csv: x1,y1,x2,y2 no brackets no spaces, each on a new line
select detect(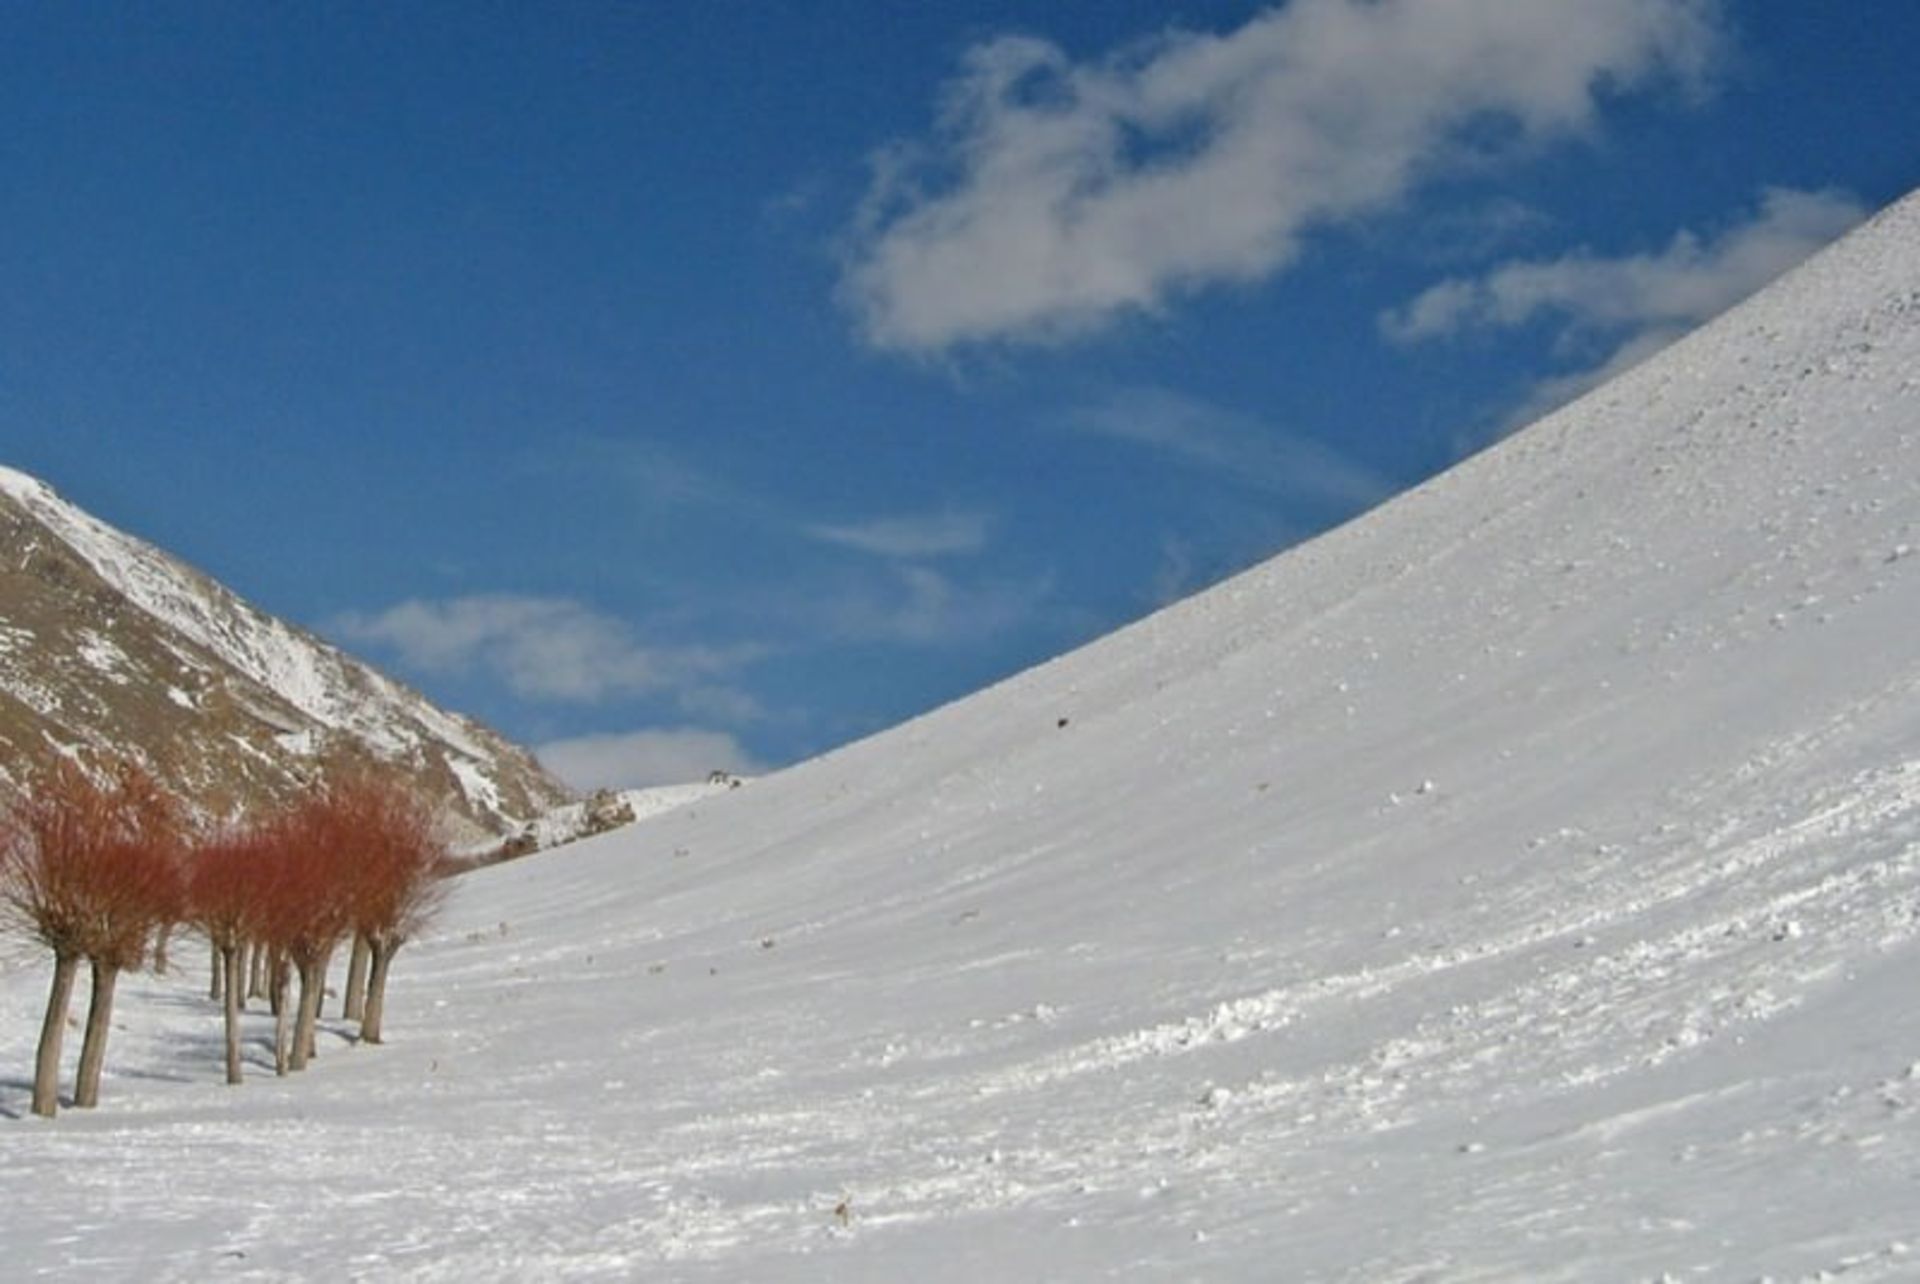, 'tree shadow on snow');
110,1065,195,1086
0,1076,37,1119
141,988,231,1013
